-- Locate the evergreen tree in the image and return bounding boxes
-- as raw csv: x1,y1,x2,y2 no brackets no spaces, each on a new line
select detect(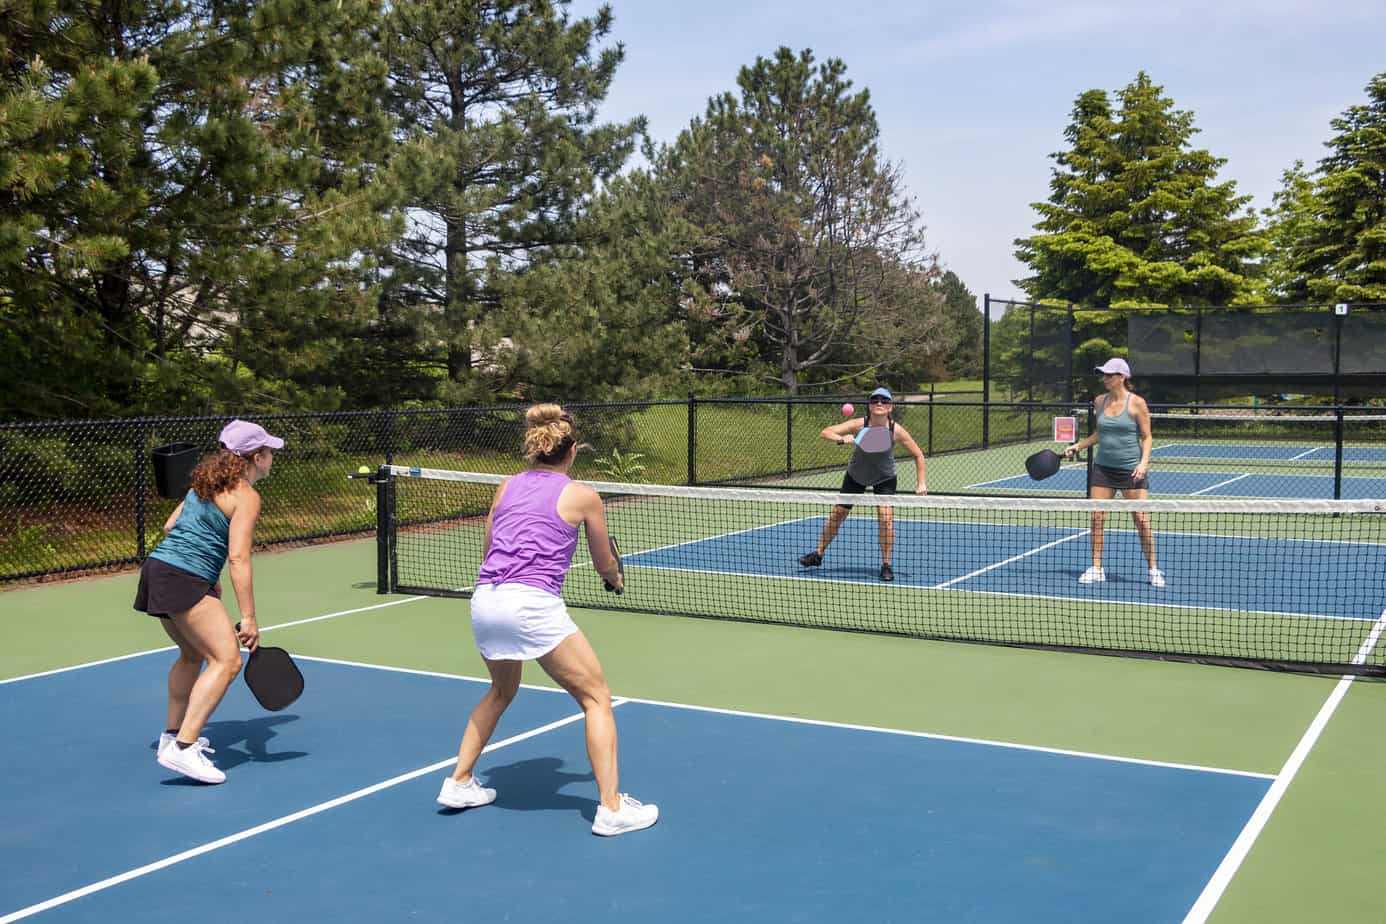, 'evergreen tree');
1015,72,1264,307
377,0,643,402
660,47,938,394
1266,73,1386,302
0,0,398,419
934,271,982,379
